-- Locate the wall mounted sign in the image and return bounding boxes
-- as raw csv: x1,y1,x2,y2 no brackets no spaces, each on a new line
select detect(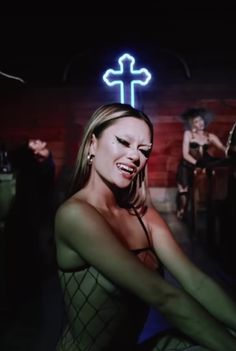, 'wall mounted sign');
103,53,151,107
